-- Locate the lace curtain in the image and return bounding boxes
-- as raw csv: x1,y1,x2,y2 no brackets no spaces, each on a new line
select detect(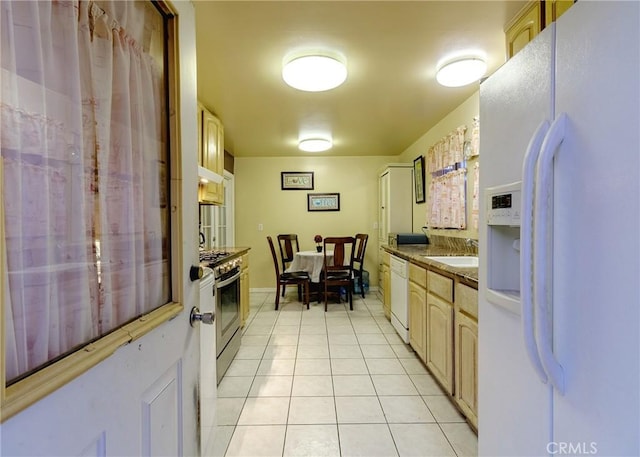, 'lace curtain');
1,0,169,382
